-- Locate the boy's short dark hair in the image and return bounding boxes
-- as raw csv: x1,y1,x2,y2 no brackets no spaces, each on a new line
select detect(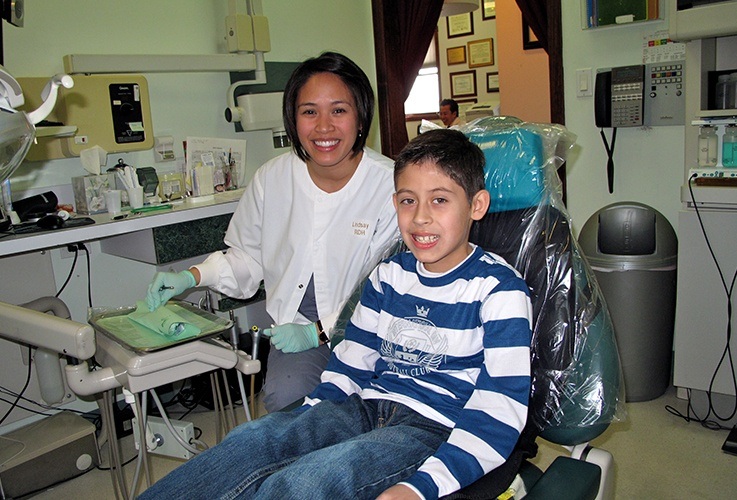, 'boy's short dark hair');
283,51,374,162
394,129,486,203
